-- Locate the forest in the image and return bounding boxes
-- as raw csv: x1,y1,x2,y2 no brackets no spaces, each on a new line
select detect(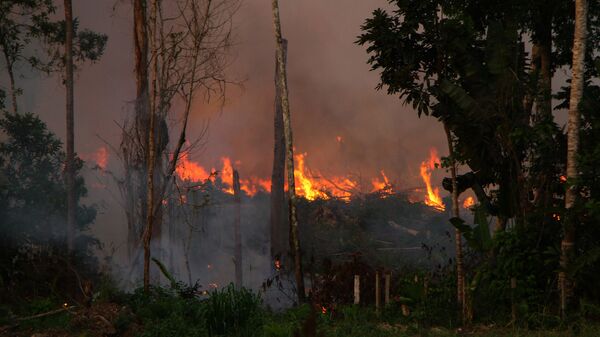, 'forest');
1,0,599,336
